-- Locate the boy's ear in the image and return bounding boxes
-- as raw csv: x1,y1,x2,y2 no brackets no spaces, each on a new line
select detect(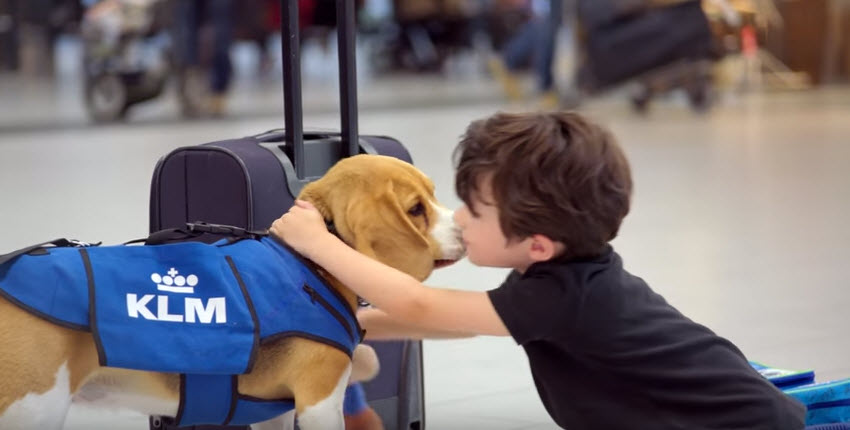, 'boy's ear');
527,234,563,263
